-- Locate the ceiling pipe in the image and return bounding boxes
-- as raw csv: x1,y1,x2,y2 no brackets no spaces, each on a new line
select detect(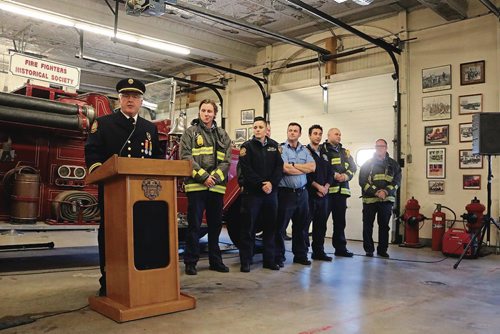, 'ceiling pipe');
479,0,500,17
165,2,331,55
